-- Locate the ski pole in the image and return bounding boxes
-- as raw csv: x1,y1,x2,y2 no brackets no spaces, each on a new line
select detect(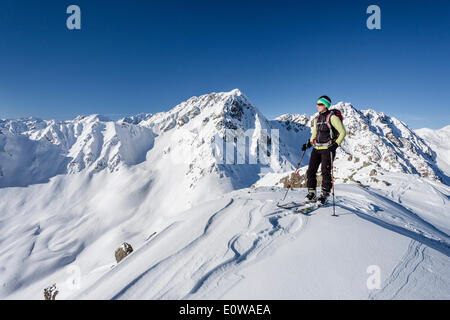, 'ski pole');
278,149,306,204
330,150,337,217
